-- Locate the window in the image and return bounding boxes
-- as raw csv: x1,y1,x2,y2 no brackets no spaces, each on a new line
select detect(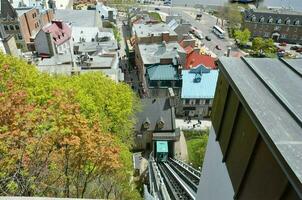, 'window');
62,32,64,37
274,26,281,31
196,99,200,105
268,17,273,23
205,99,210,105
264,32,270,37
281,34,287,39
259,17,264,23
18,34,22,40
4,25,8,30
15,25,19,30
294,20,300,25
285,19,291,25
185,99,190,105
276,18,282,24
251,16,256,22
53,37,57,41
9,25,14,30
